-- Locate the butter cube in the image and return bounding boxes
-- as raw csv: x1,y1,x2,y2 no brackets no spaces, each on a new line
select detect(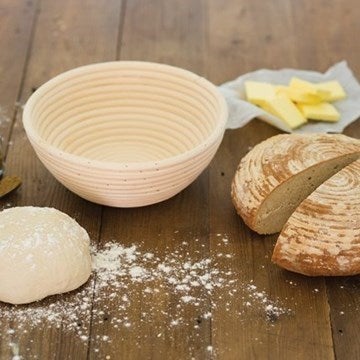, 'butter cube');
275,85,322,104
290,77,330,101
262,97,307,129
297,102,340,122
244,81,275,106
314,81,346,102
